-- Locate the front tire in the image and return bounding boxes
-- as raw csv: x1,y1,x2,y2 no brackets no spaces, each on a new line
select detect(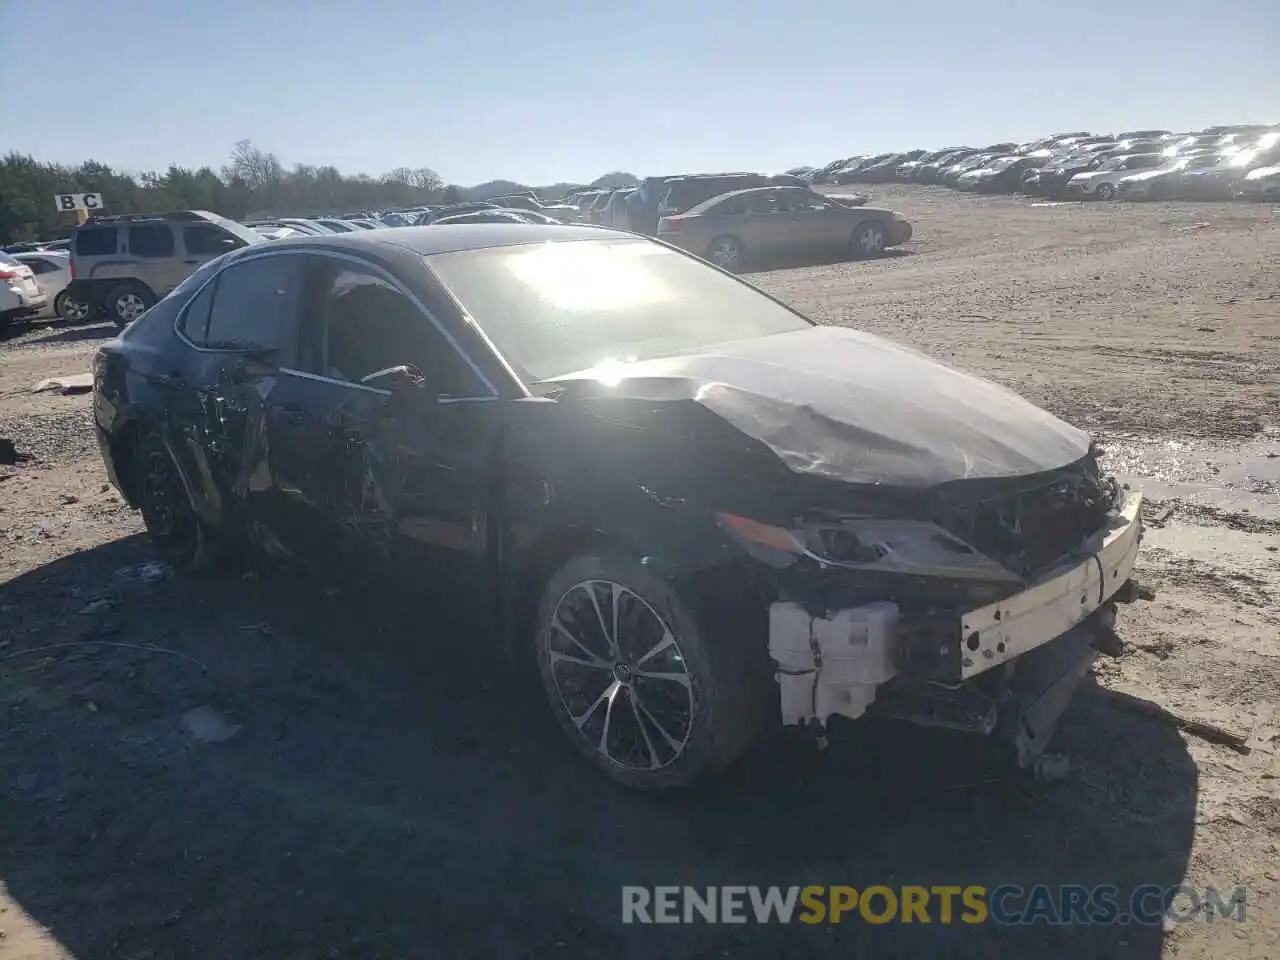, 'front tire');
1095,182,1116,201
106,282,156,328
533,550,765,790
851,221,887,259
